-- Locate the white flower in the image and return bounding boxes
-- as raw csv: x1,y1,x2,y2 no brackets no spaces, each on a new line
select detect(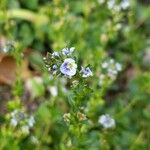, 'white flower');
49,86,58,97
28,116,35,127
98,114,115,128
107,0,115,9
109,59,115,64
51,64,58,74
101,62,108,68
80,67,93,78
120,0,129,10
62,47,75,56
98,0,105,4
10,118,18,127
52,51,59,58
31,136,39,144
60,58,77,77
52,64,57,70
115,63,122,71
108,68,117,75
